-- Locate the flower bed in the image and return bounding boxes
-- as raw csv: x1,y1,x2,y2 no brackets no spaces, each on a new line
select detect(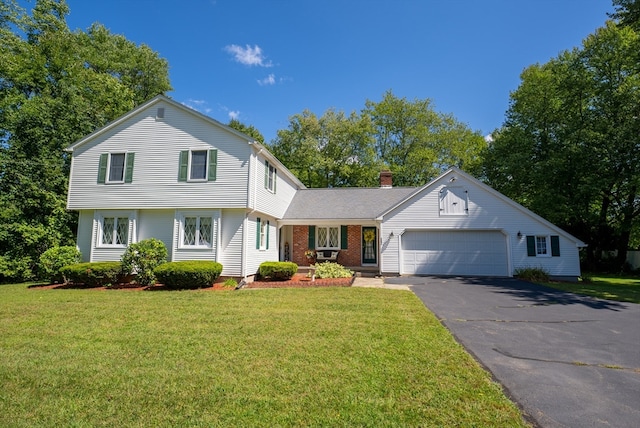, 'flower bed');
247,273,354,288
